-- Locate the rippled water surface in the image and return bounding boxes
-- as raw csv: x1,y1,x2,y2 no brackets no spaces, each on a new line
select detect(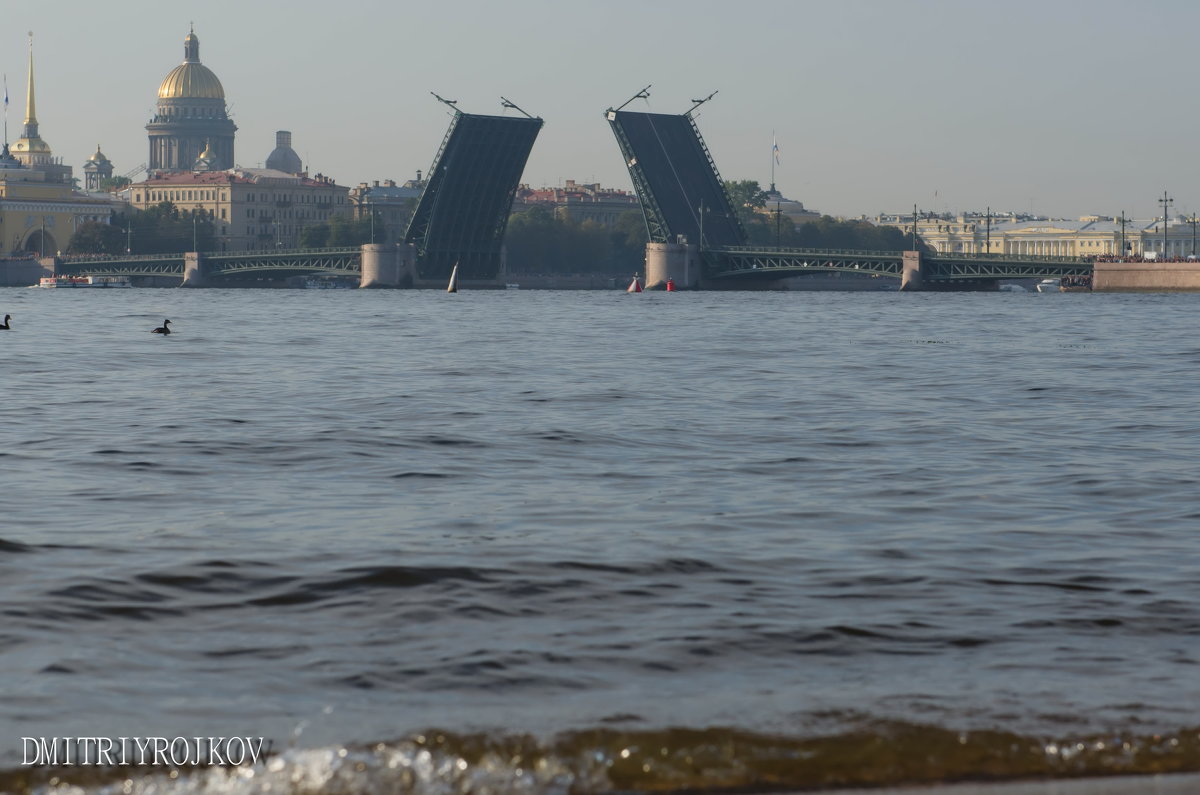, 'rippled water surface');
2,287,1199,792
